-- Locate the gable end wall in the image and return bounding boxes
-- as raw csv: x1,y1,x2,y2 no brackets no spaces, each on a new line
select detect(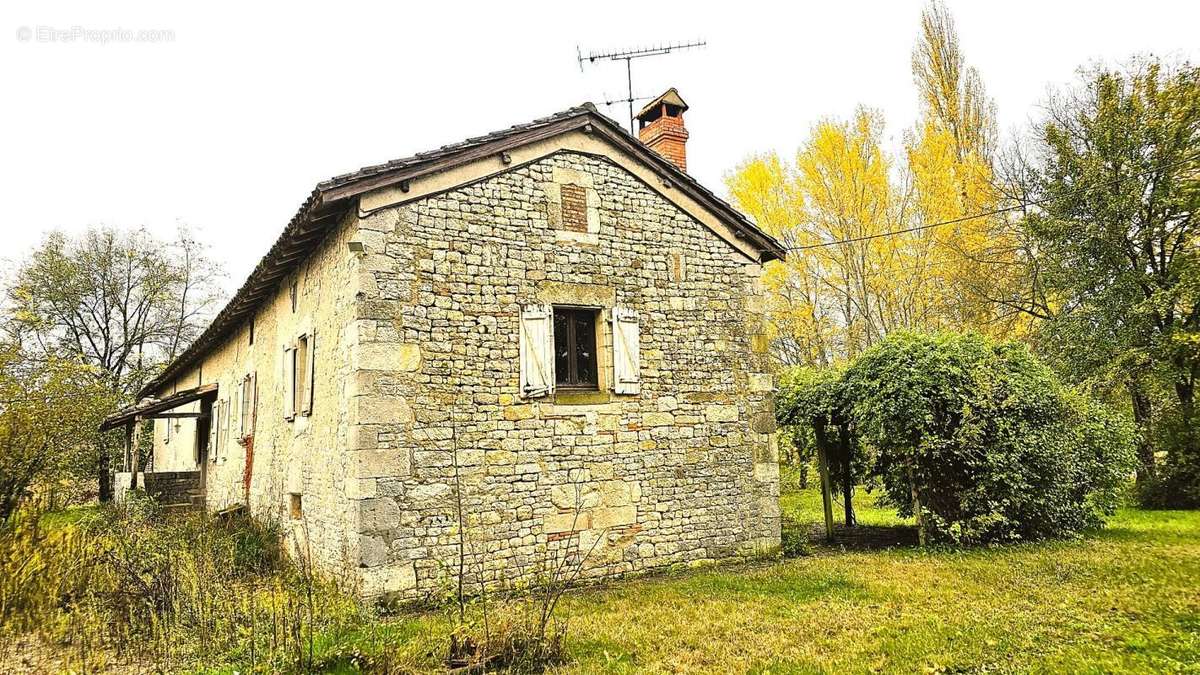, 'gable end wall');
349,151,780,599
